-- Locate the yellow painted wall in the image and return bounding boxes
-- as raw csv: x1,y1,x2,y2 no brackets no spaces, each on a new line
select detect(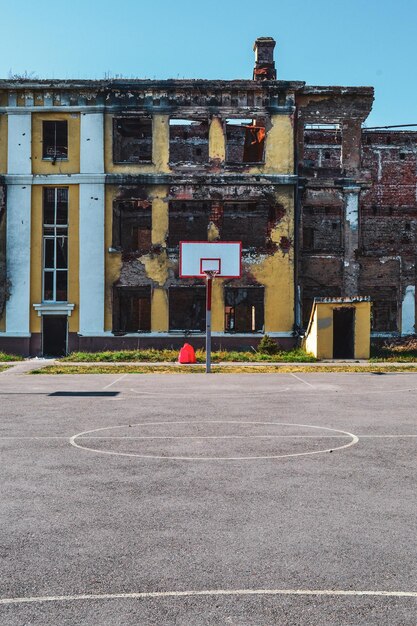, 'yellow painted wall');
68,188,80,332
249,114,294,175
0,114,7,173
250,187,294,332
104,186,122,331
32,112,80,174
209,117,225,162
304,301,371,359
104,114,170,174
30,185,79,333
